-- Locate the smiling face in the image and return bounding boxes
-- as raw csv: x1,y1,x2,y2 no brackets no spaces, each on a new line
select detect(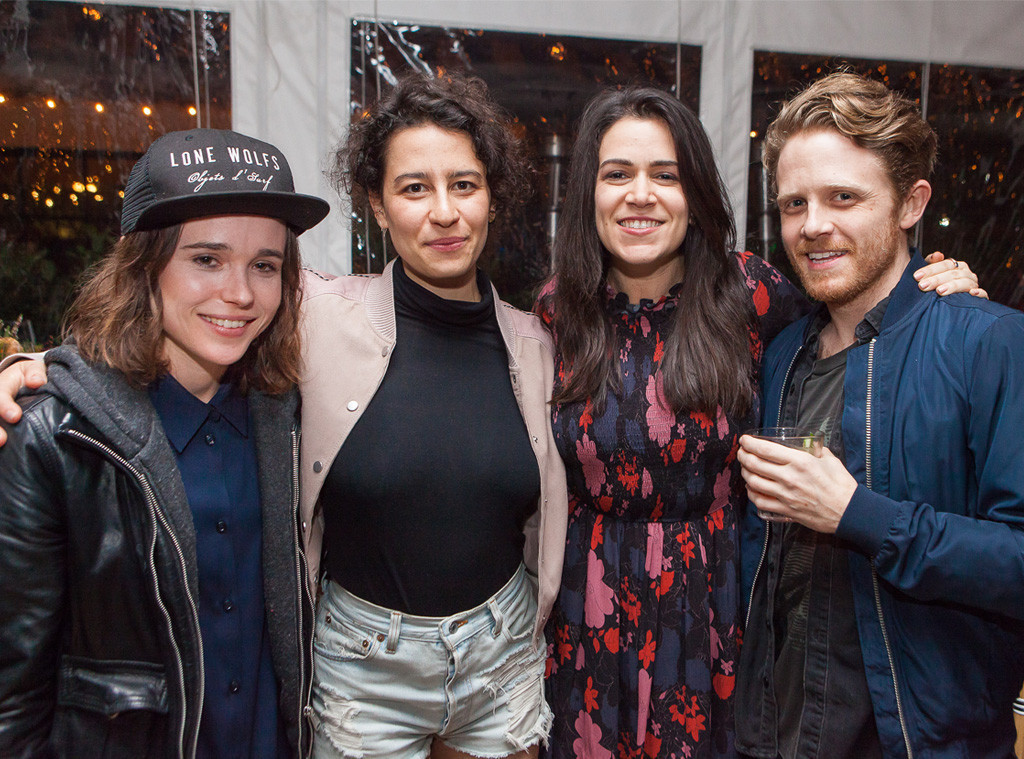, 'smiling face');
776,128,927,315
369,123,493,301
157,214,286,401
594,116,690,301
